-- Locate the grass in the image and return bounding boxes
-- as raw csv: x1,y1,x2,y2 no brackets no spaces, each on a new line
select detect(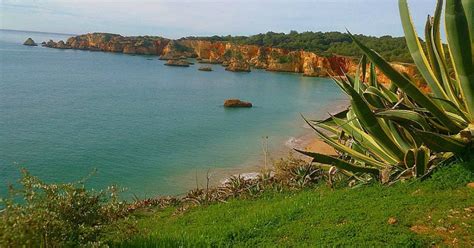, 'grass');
114,161,474,247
